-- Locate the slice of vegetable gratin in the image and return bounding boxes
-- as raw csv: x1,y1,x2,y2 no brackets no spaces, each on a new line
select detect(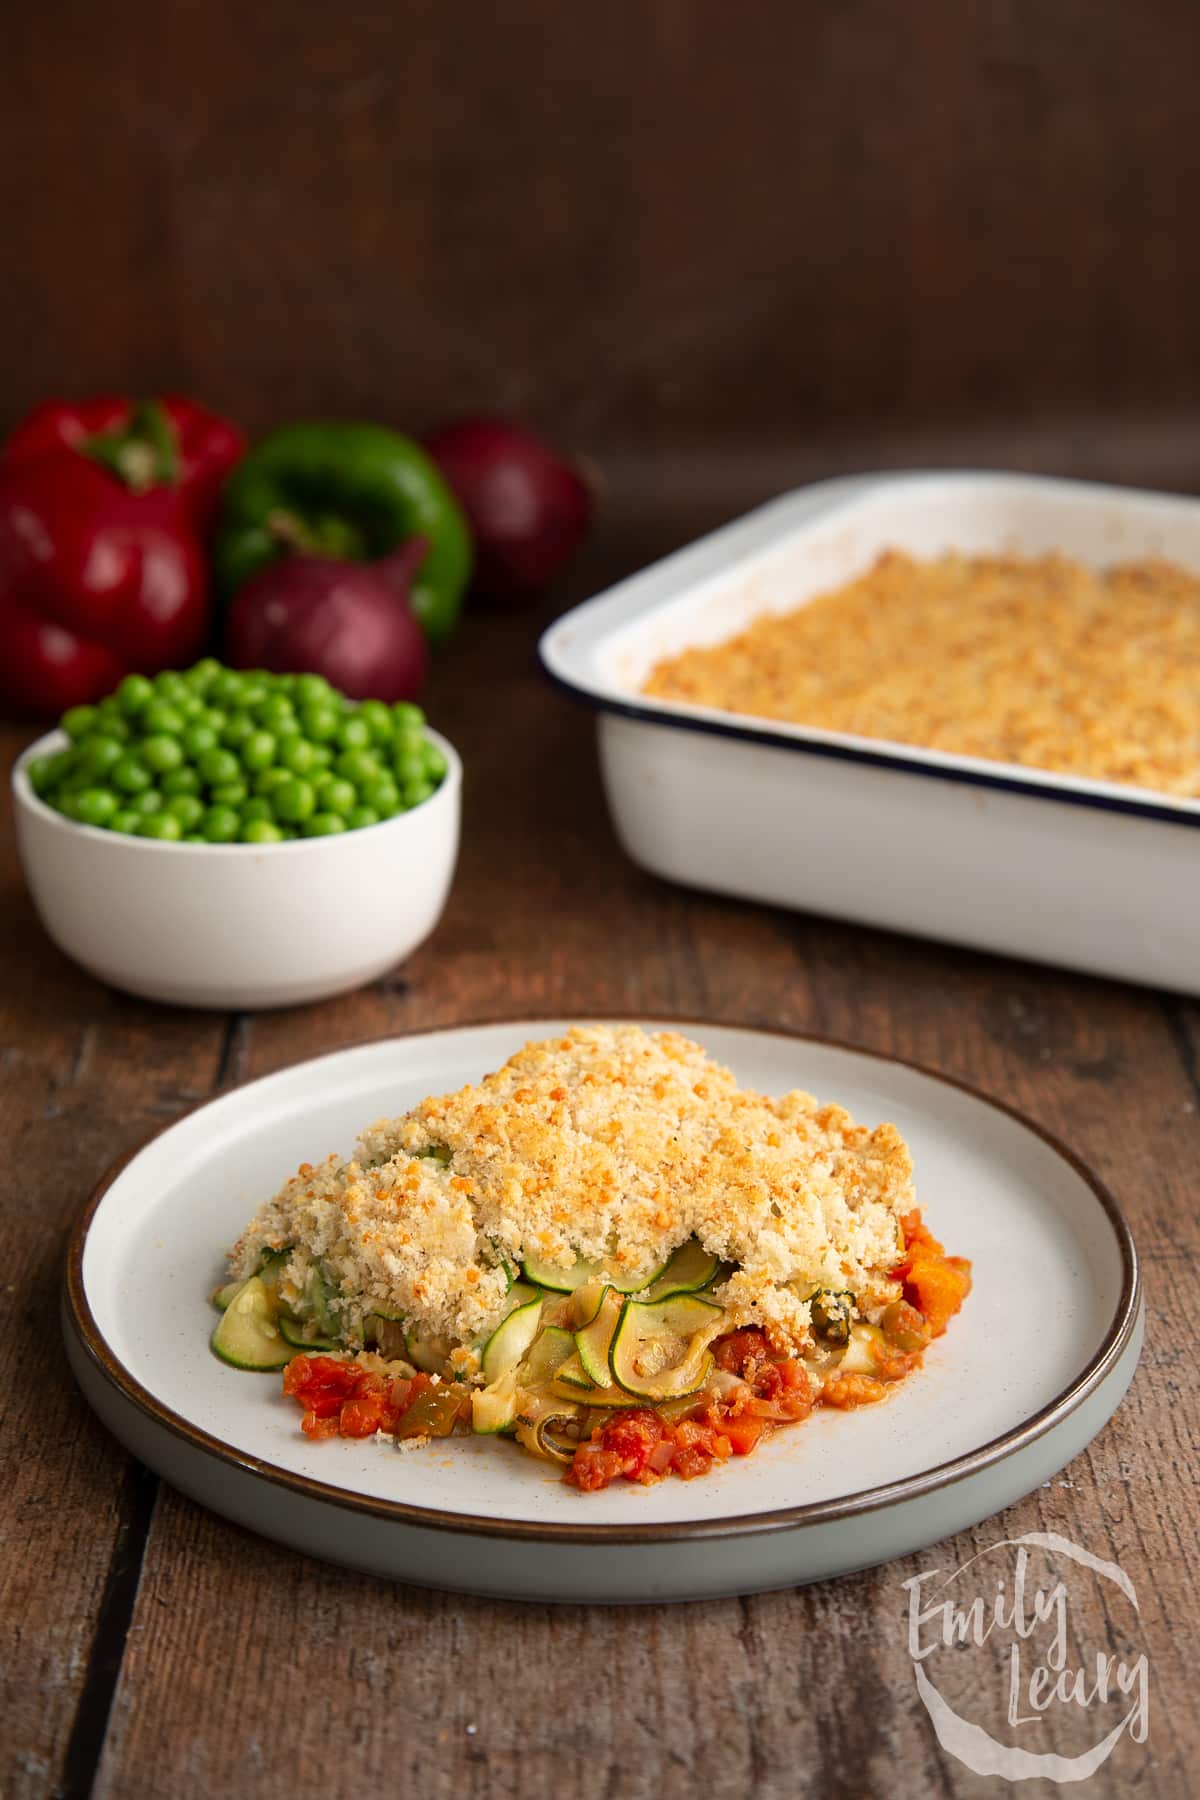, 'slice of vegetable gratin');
210,1026,971,1490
